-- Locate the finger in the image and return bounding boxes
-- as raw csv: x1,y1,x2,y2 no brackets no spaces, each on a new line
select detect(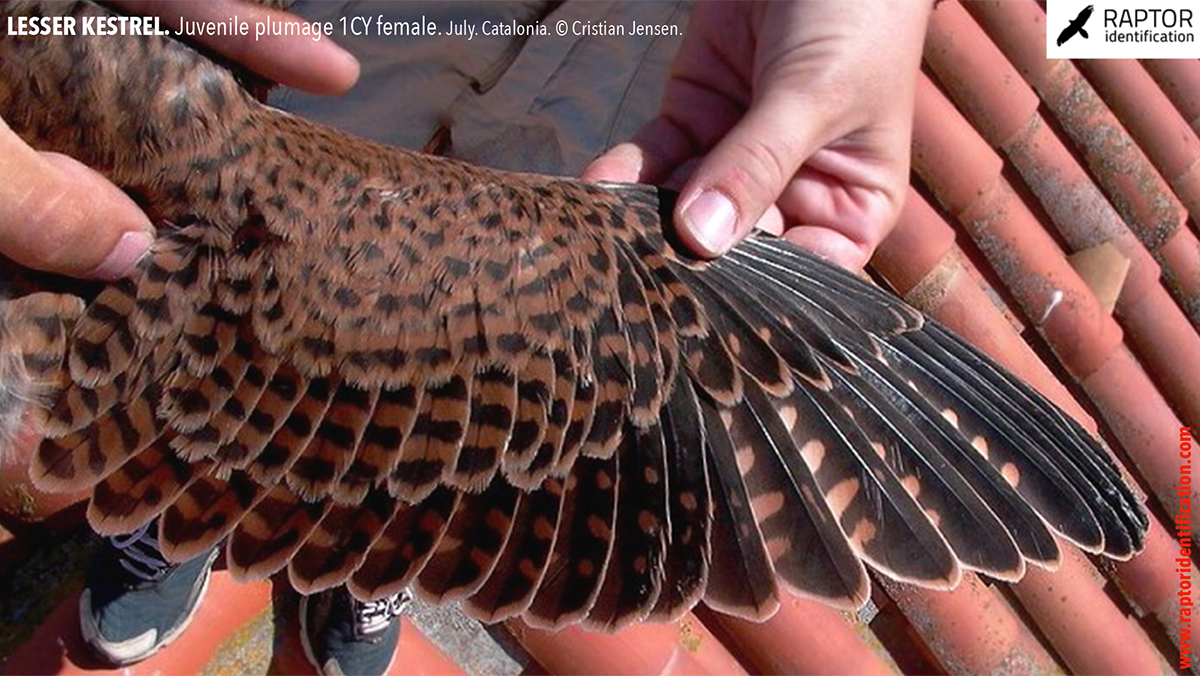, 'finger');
774,161,905,268
750,205,785,237
675,90,823,258
660,156,702,192
0,122,153,280
583,114,697,186
582,143,645,183
114,0,360,95
780,227,874,273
